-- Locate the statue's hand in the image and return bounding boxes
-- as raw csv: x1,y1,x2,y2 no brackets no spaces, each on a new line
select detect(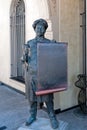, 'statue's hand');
20,56,25,63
